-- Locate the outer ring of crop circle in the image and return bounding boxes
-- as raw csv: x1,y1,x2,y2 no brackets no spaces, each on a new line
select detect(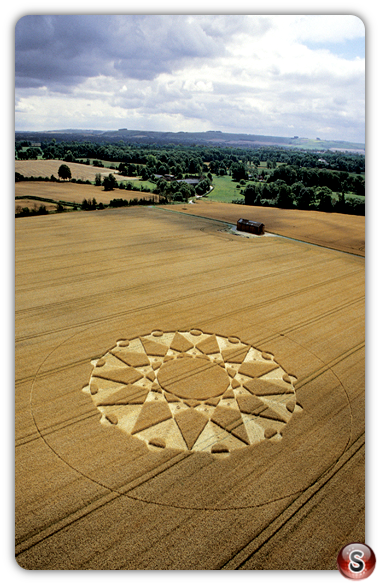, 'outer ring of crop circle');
29,324,353,510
